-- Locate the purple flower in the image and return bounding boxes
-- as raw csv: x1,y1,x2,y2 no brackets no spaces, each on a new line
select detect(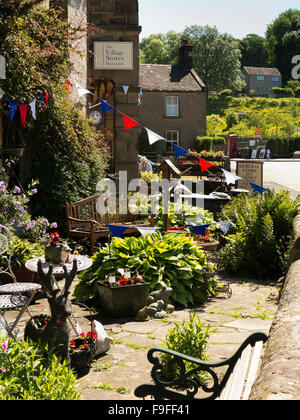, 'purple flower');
51,222,58,229
1,367,6,373
41,218,49,226
0,181,7,192
13,186,21,194
1,342,8,352
29,188,38,195
26,221,36,230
